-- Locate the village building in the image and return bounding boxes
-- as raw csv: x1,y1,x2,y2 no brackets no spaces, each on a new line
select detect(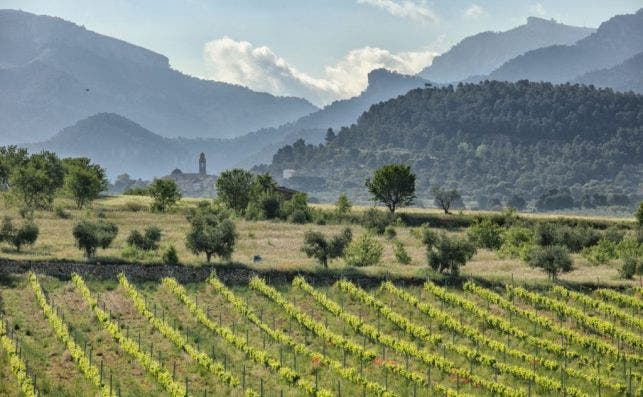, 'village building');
164,153,217,198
